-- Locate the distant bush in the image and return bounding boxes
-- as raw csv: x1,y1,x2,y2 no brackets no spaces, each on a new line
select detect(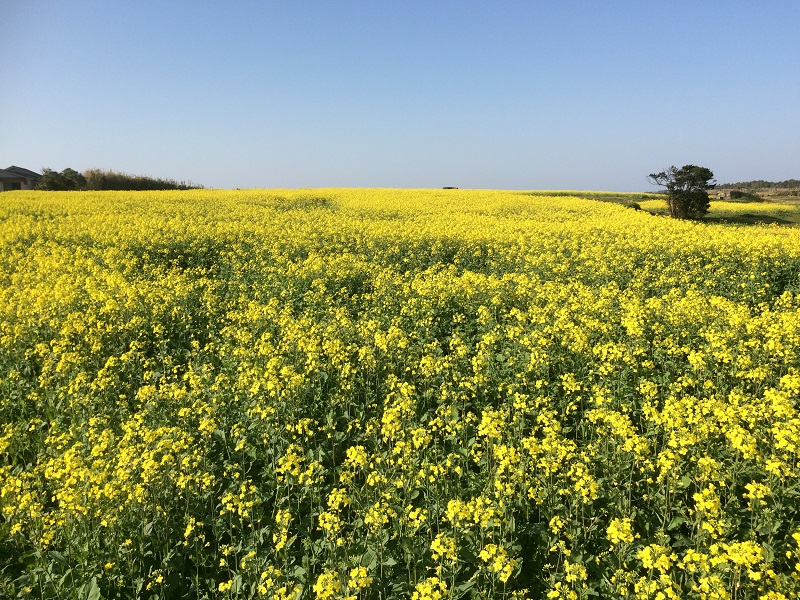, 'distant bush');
725,191,764,203
83,169,203,191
